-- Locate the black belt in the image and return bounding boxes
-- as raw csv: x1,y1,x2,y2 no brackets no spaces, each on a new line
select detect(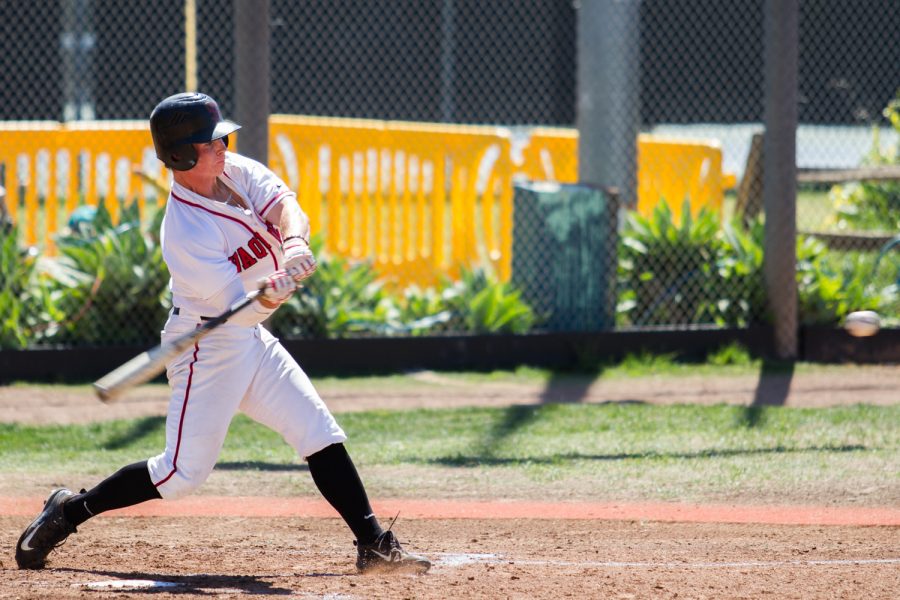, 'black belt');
173,307,213,321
